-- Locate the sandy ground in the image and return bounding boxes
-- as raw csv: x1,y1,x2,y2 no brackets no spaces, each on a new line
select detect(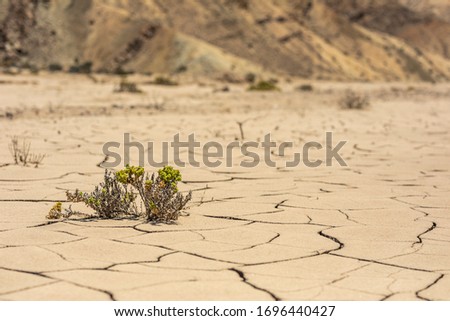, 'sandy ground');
0,73,449,300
